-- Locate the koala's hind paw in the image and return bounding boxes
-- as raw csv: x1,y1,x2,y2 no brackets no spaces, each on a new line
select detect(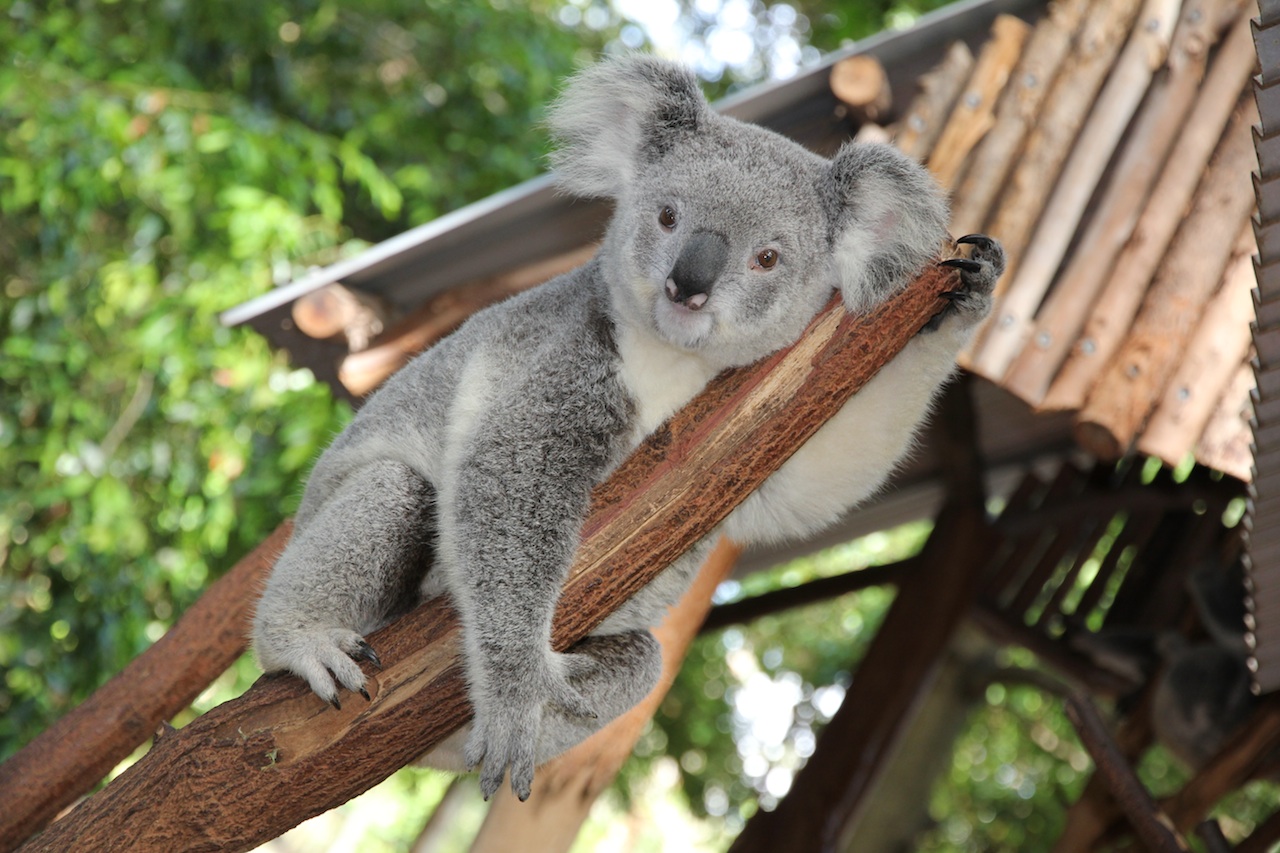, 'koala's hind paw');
924,233,1005,332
